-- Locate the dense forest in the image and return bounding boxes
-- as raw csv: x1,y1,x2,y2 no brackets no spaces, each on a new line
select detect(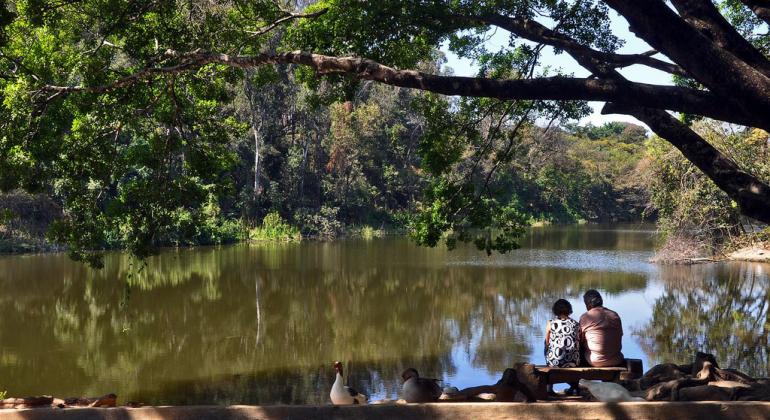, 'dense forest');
1,67,655,254
1,0,769,262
